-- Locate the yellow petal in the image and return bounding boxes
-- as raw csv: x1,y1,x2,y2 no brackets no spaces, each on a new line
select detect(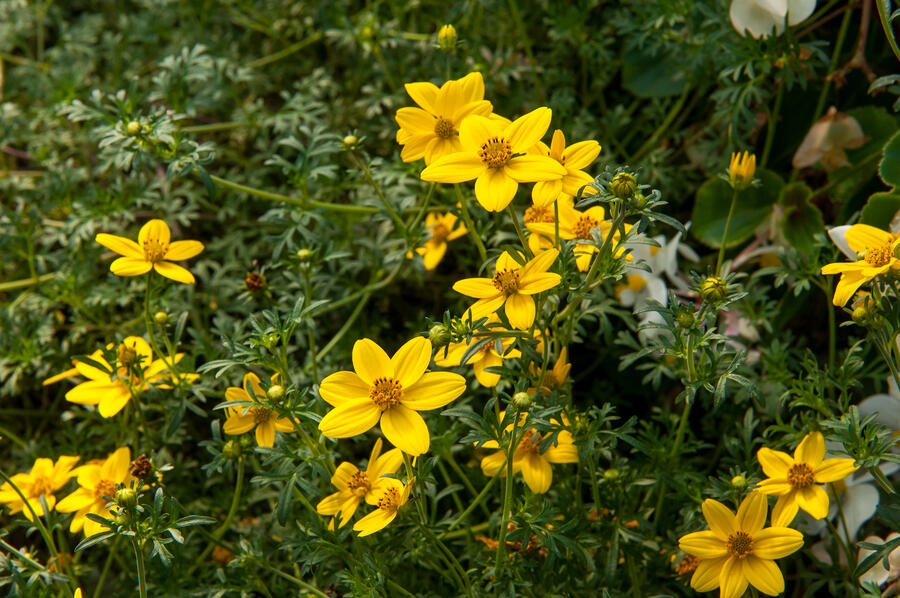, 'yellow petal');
481,451,507,476
532,179,563,207
66,379,125,406
110,257,152,277
719,556,749,598
456,72,485,105
95,233,142,258
844,224,893,253
691,556,727,592
520,453,552,493
751,526,804,559
420,152,484,183
474,168,518,212
562,140,601,170
453,277,500,298
380,404,430,455
318,399,382,438
736,491,767,534
702,498,738,539
352,338,393,385
165,240,204,261
401,372,466,410
404,81,439,114
813,458,858,483
757,447,792,478
102,447,131,483
255,421,276,447
770,493,799,527
521,247,559,277
820,261,866,274
503,155,567,182
795,484,829,519
138,219,171,246
743,555,784,595
390,337,432,388
43,367,80,386
353,507,397,537
153,261,195,284
756,479,793,495
832,270,870,306
518,272,561,295
504,293,535,330
505,107,552,152
459,114,503,152
319,370,370,407
395,107,436,133
98,391,131,418
679,530,728,558
473,351,502,387
793,431,825,467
